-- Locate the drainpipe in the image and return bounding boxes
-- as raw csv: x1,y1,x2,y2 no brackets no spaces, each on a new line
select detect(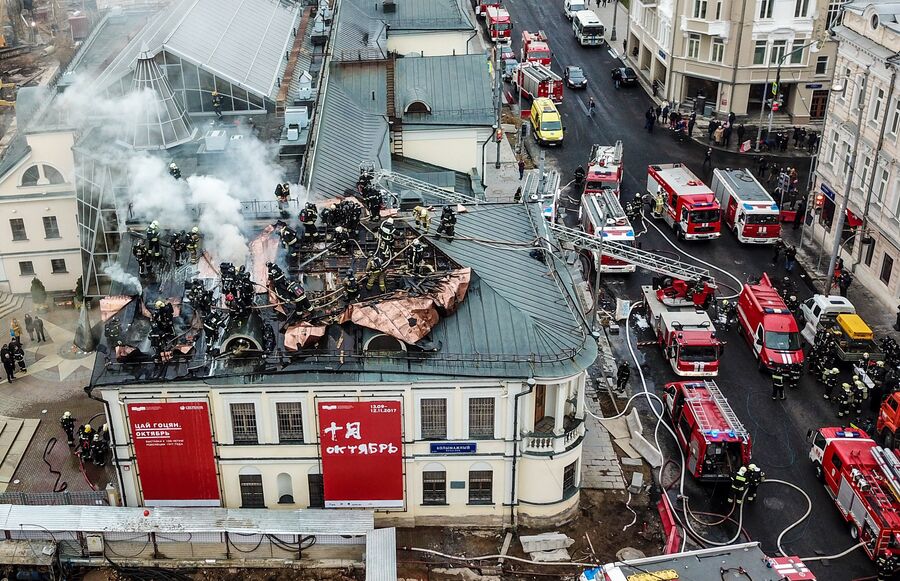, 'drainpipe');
84,385,129,507
509,377,536,529
480,129,494,189
465,28,478,55
853,54,900,272
727,0,748,116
